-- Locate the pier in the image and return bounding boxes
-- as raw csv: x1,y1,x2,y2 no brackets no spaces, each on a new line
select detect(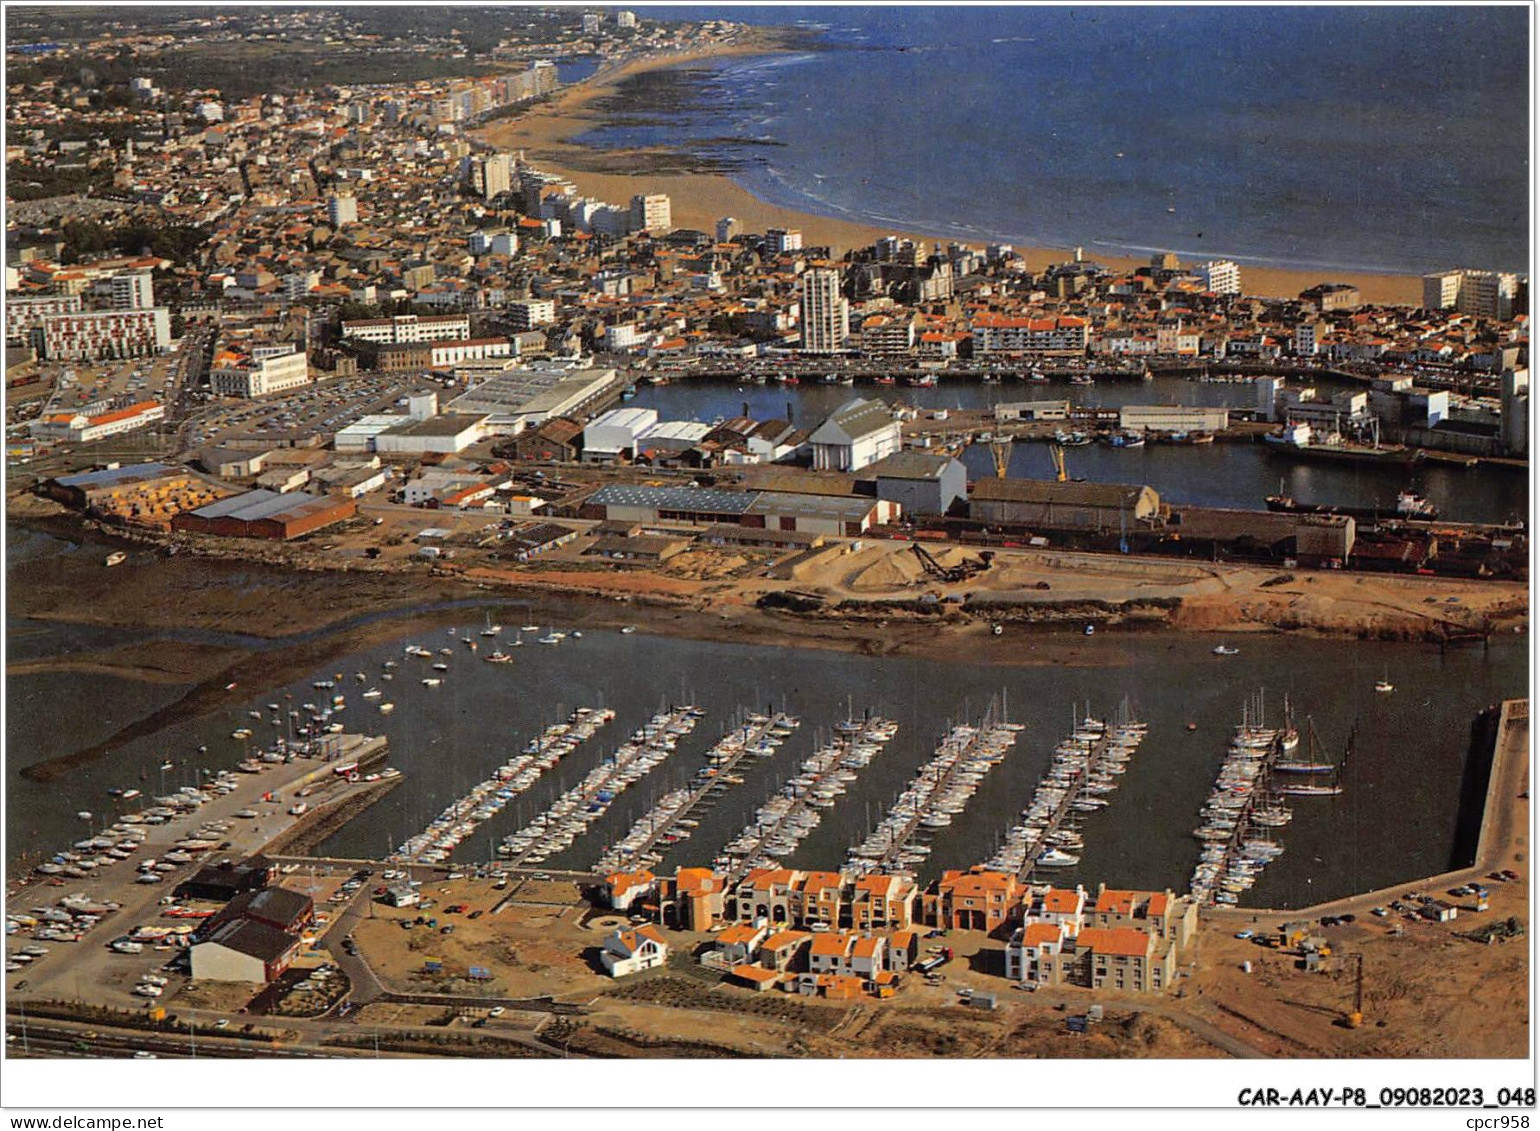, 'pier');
594,709,799,874
981,718,1145,881
499,705,702,868
720,714,898,883
847,709,1020,874
391,707,614,864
